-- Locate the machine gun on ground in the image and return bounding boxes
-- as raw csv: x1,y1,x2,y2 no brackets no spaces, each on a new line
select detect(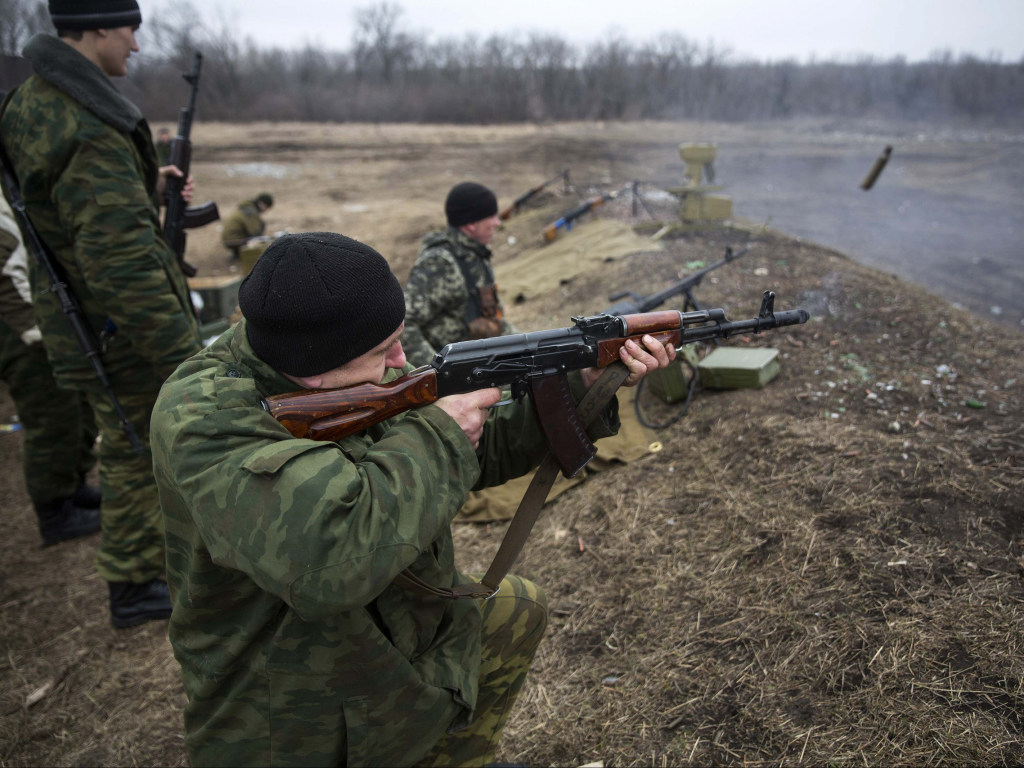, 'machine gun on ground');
603,244,751,315
601,245,755,429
